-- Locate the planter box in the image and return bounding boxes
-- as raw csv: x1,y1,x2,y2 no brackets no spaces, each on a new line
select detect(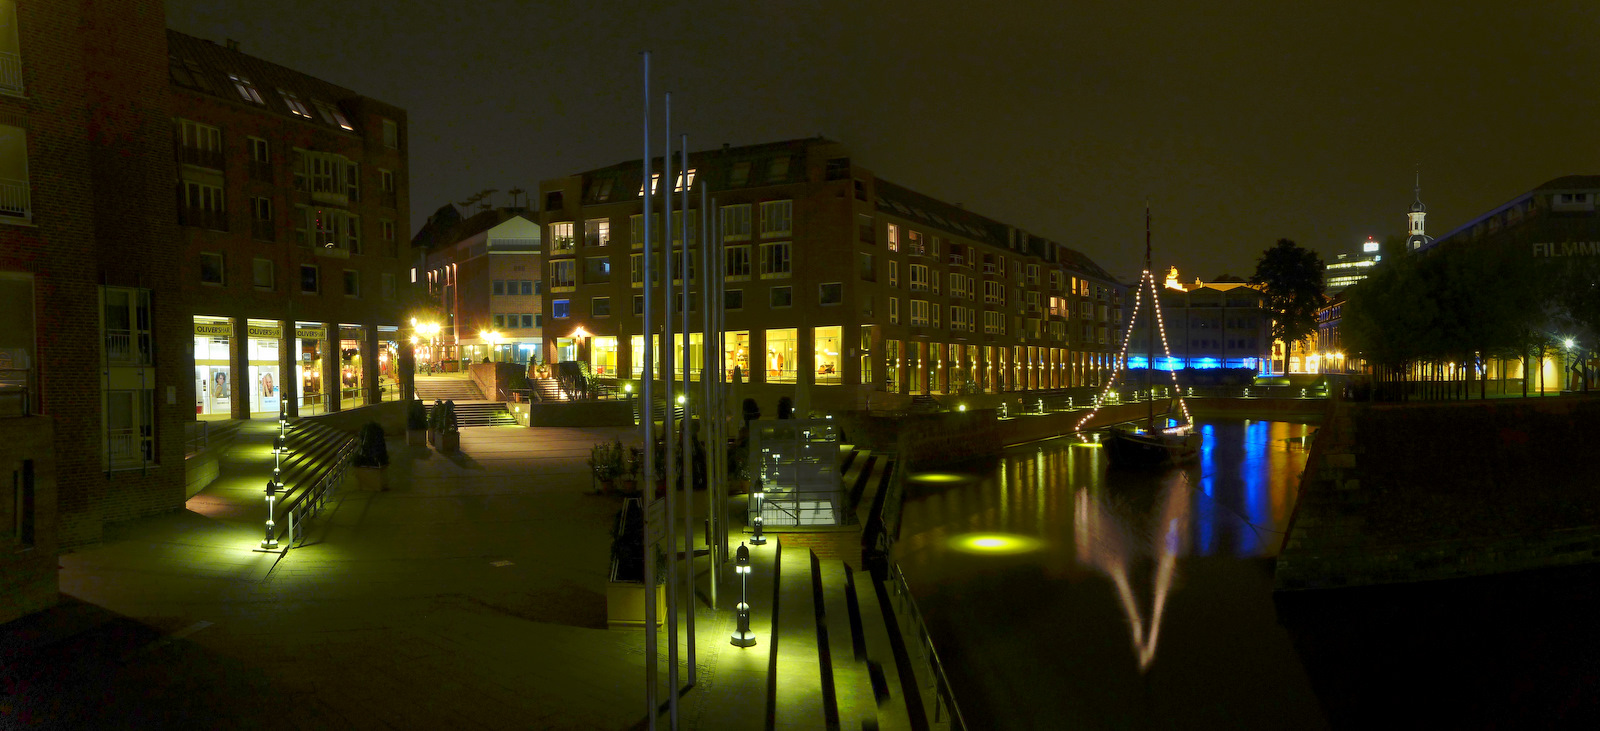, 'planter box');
436,431,460,454
407,428,427,446
605,579,665,629
354,466,387,491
